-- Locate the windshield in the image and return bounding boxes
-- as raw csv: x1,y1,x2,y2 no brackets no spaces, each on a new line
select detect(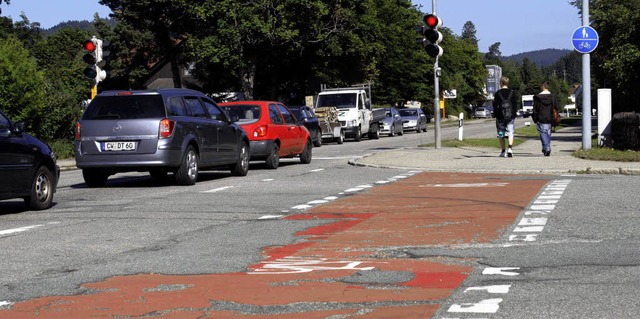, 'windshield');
316,93,357,109
399,109,418,116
